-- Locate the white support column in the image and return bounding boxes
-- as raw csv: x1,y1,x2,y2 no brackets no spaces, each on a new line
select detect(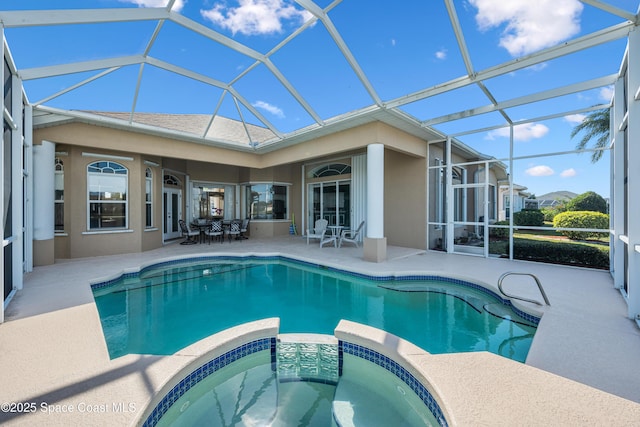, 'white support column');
626,28,640,320
612,73,625,290
445,137,454,253
301,164,306,235
363,143,386,262
33,141,56,241
23,105,33,273
508,126,515,260
11,75,23,288
1,27,5,323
